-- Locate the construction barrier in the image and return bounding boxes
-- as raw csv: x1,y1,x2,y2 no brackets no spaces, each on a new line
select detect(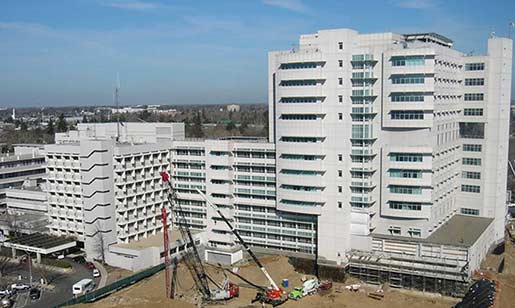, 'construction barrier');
52,263,165,308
